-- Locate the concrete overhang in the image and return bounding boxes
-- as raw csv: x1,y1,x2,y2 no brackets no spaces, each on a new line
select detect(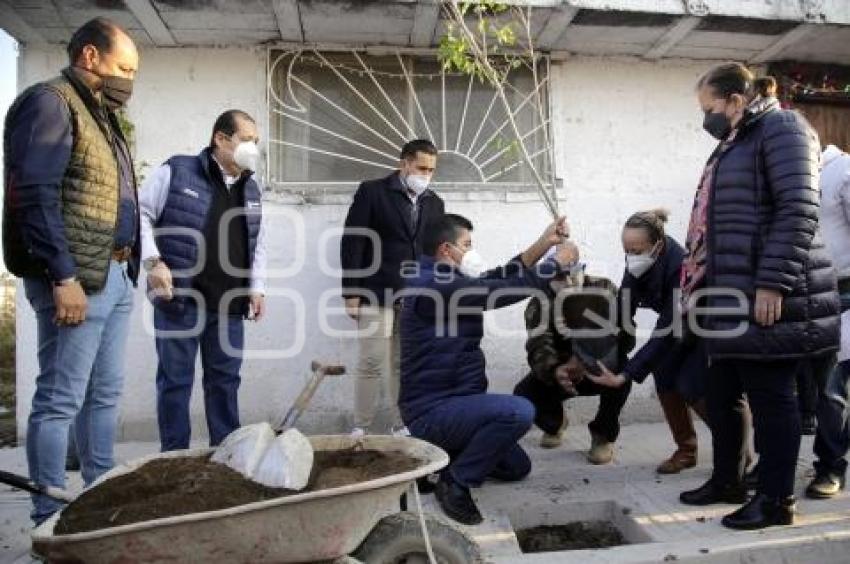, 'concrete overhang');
0,0,848,64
